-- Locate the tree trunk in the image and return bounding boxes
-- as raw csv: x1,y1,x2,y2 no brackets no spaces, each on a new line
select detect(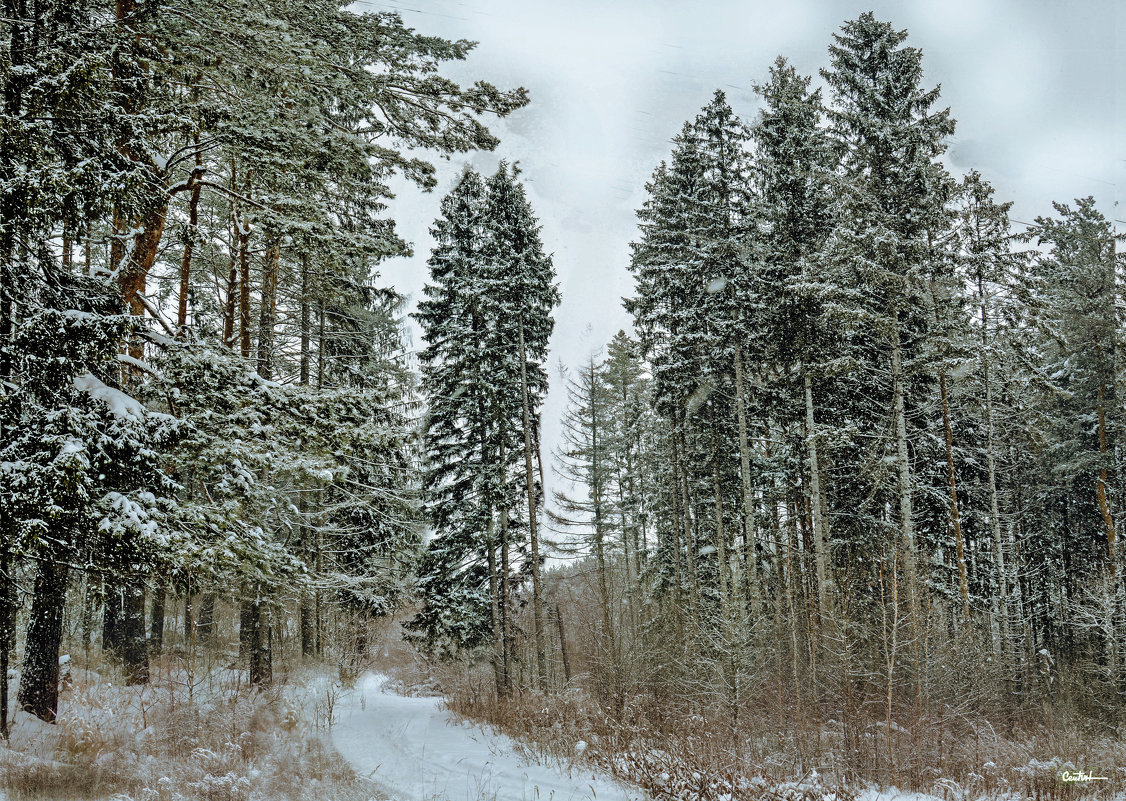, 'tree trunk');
803,366,829,622
121,578,149,685
300,255,312,385
241,593,271,686
486,513,504,698
0,542,14,737
890,318,921,627
517,319,547,689
198,595,215,642
555,603,571,685
256,239,280,379
103,579,123,655
238,214,251,358
734,342,761,622
18,555,68,722
979,285,1010,653
150,584,165,654
223,166,239,348
1096,368,1117,575
176,152,203,330
590,364,616,681
712,459,729,603
499,506,513,697
939,372,971,621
